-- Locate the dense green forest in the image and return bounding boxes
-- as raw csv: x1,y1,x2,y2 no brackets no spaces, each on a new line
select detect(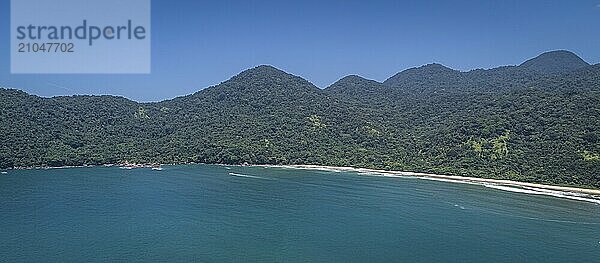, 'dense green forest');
1,50,599,187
